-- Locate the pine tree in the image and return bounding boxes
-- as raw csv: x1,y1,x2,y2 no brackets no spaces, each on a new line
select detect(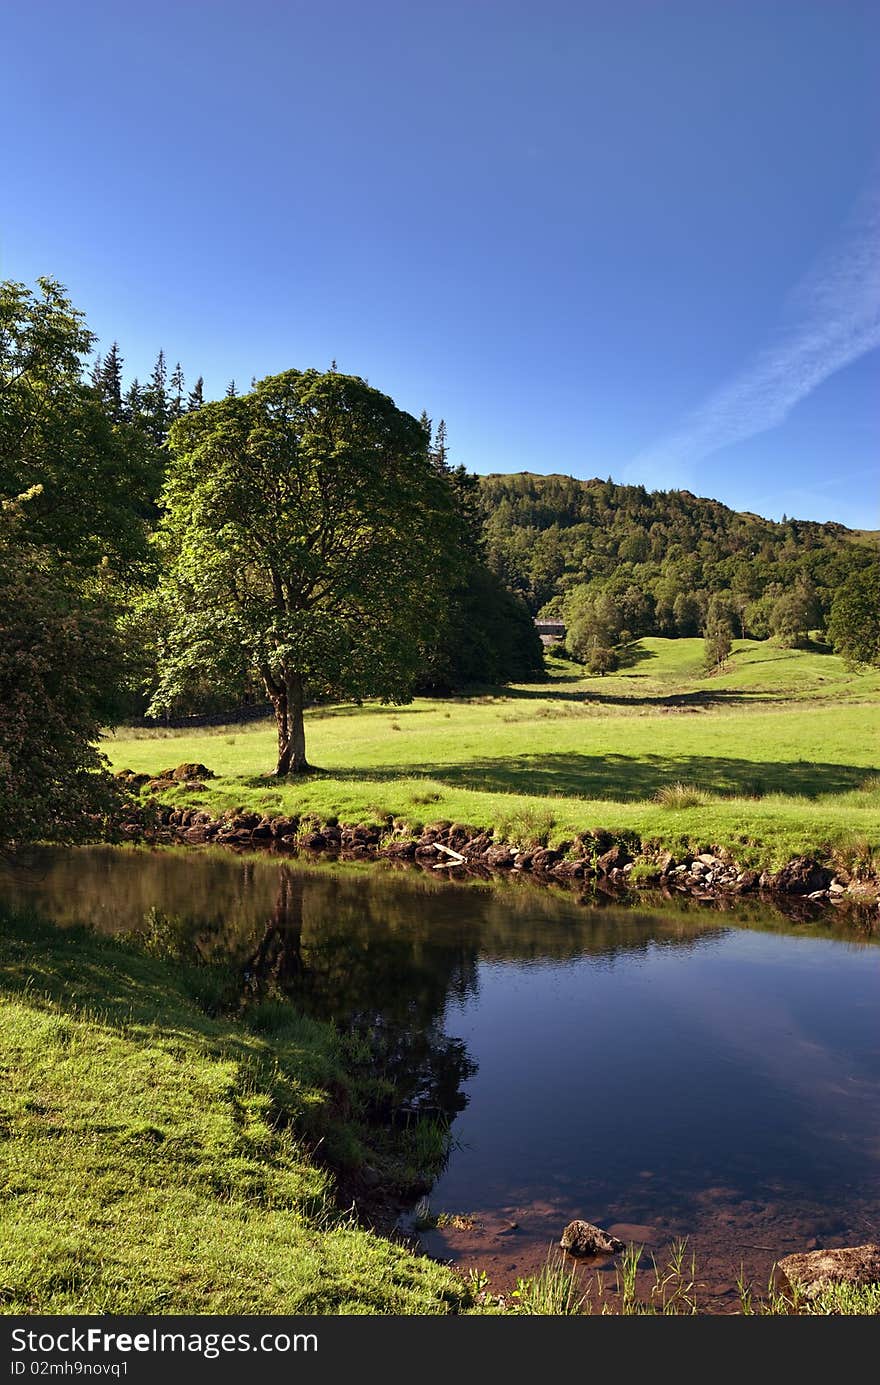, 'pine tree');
226,379,237,398
169,362,185,419
149,349,167,398
100,342,124,414
141,350,169,443
432,418,448,471
122,377,143,421
187,376,205,411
